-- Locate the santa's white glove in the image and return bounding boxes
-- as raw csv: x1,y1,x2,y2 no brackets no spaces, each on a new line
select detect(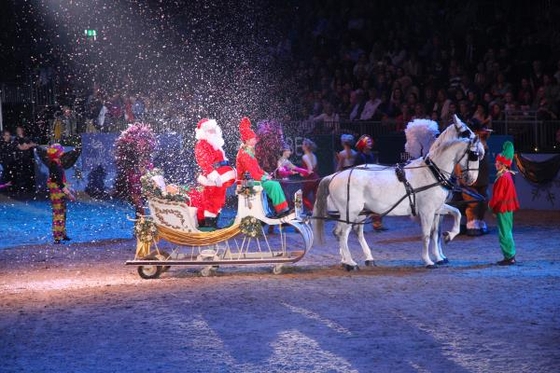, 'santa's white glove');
196,174,208,185
207,170,222,187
